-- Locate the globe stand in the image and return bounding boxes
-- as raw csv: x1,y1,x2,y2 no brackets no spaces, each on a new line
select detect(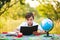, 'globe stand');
44,31,52,37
